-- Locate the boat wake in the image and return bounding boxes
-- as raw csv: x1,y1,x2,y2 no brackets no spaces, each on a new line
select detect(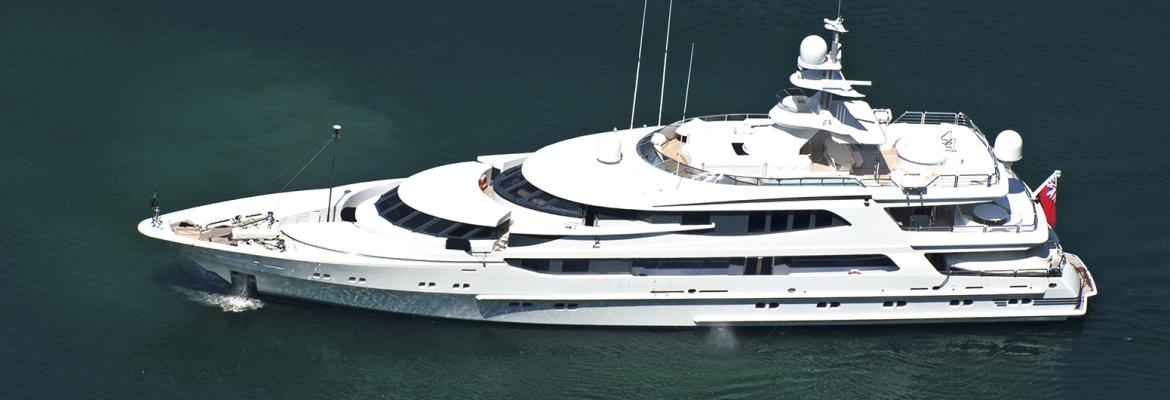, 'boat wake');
170,286,264,313
704,326,739,349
